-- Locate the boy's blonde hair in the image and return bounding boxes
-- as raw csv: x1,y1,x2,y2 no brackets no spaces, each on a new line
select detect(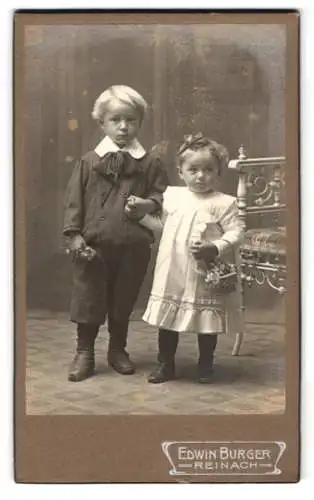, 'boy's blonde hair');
92,85,148,123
